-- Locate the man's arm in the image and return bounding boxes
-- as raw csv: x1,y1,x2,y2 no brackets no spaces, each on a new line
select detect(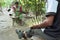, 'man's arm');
20,6,22,12
12,6,16,12
31,15,54,29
